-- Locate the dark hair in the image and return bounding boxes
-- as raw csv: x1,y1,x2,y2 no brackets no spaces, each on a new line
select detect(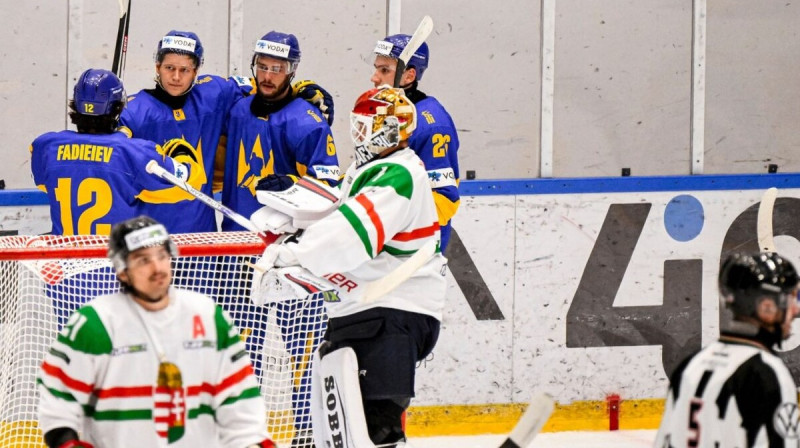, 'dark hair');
68,99,124,134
